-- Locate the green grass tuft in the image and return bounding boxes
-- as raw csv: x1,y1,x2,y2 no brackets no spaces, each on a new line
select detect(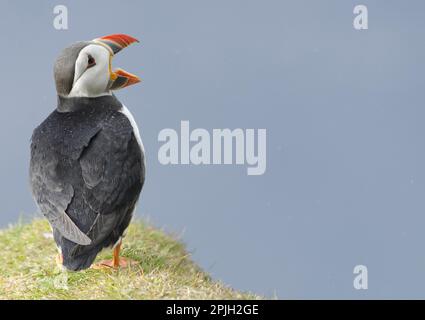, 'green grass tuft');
0,219,259,300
